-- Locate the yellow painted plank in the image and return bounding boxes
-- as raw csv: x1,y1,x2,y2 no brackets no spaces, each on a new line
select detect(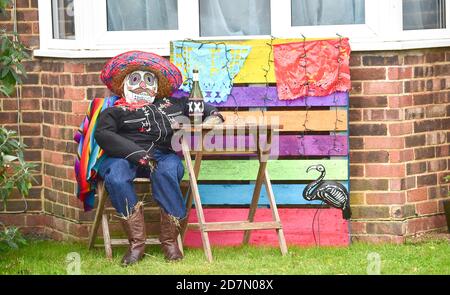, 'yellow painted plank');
220,110,347,132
